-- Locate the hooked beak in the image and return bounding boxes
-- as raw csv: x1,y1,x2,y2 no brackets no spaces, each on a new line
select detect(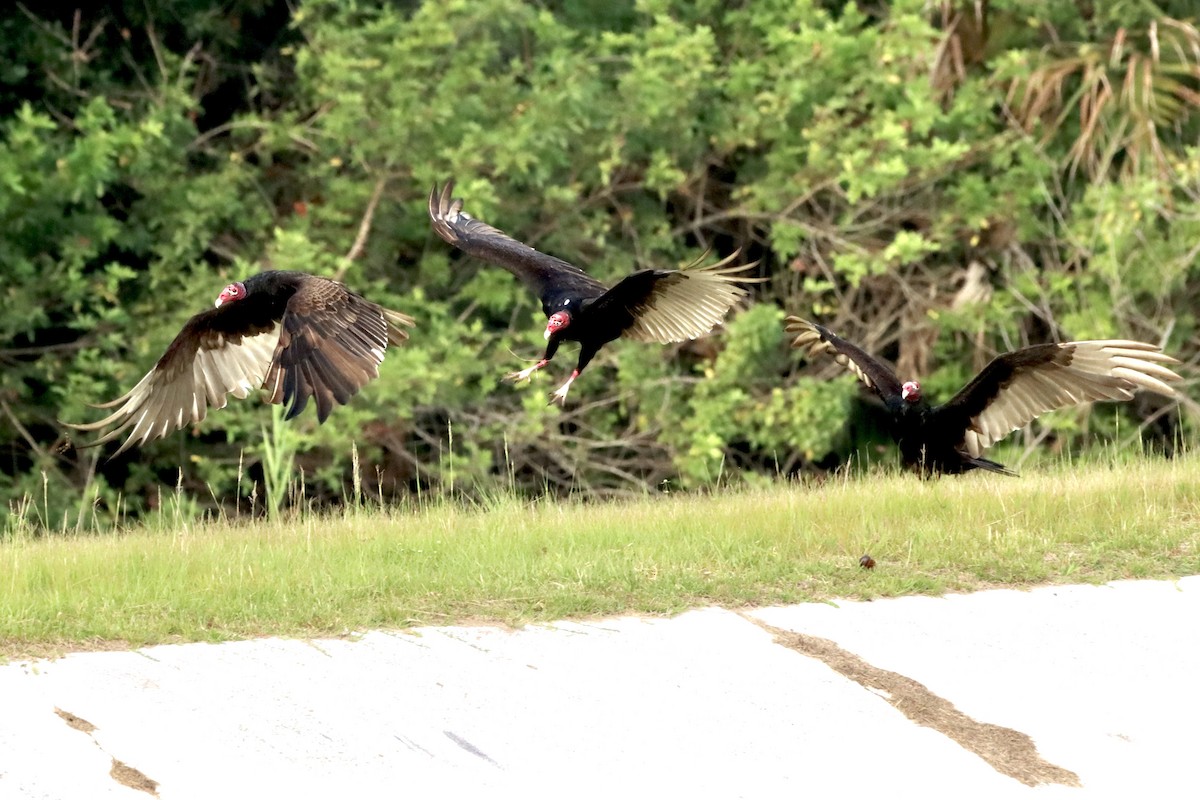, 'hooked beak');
544,326,552,340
